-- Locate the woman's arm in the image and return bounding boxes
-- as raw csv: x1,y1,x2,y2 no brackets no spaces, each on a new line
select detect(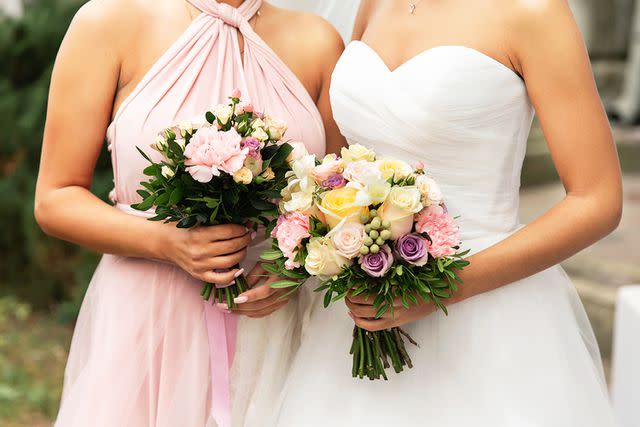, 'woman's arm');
348,0,623,330
35,1,250,286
